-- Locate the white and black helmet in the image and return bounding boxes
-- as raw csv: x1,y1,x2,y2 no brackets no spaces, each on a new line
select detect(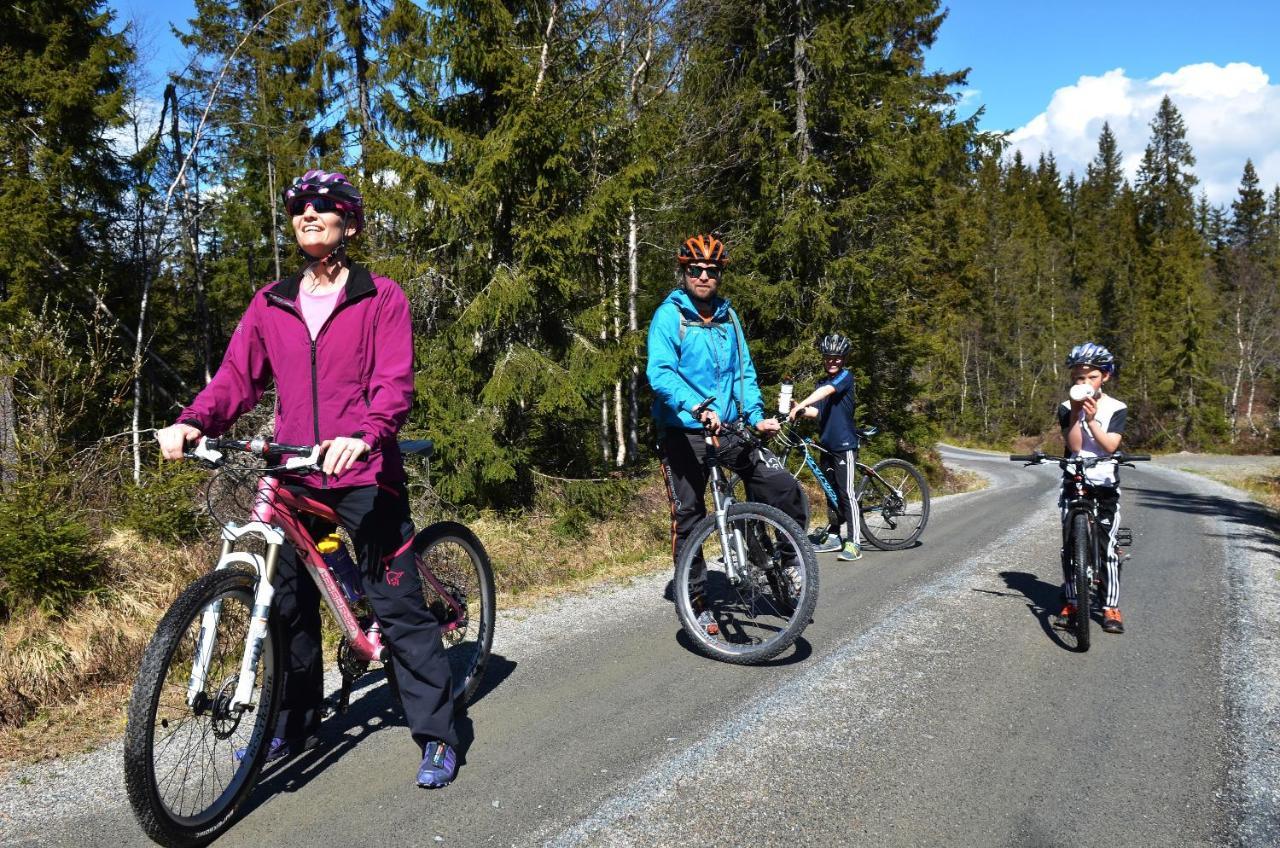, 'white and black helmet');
817,333,851,357
1065,342,1116,374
